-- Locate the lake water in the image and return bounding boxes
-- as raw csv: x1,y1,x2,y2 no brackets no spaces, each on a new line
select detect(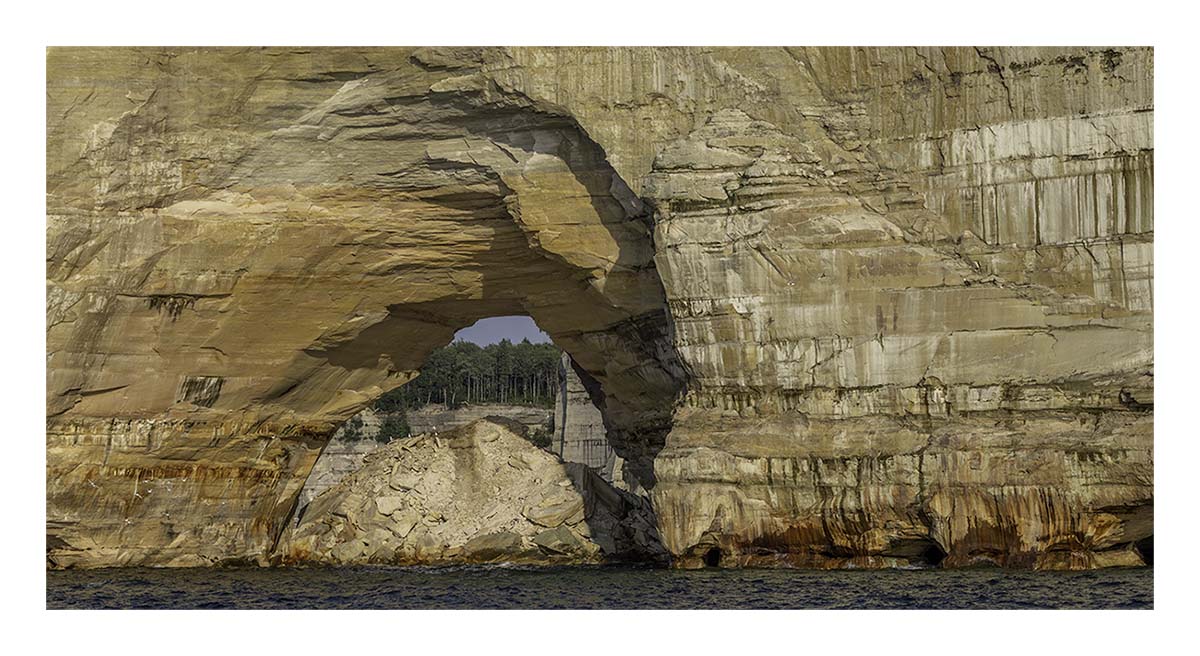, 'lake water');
46,565,1152,609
